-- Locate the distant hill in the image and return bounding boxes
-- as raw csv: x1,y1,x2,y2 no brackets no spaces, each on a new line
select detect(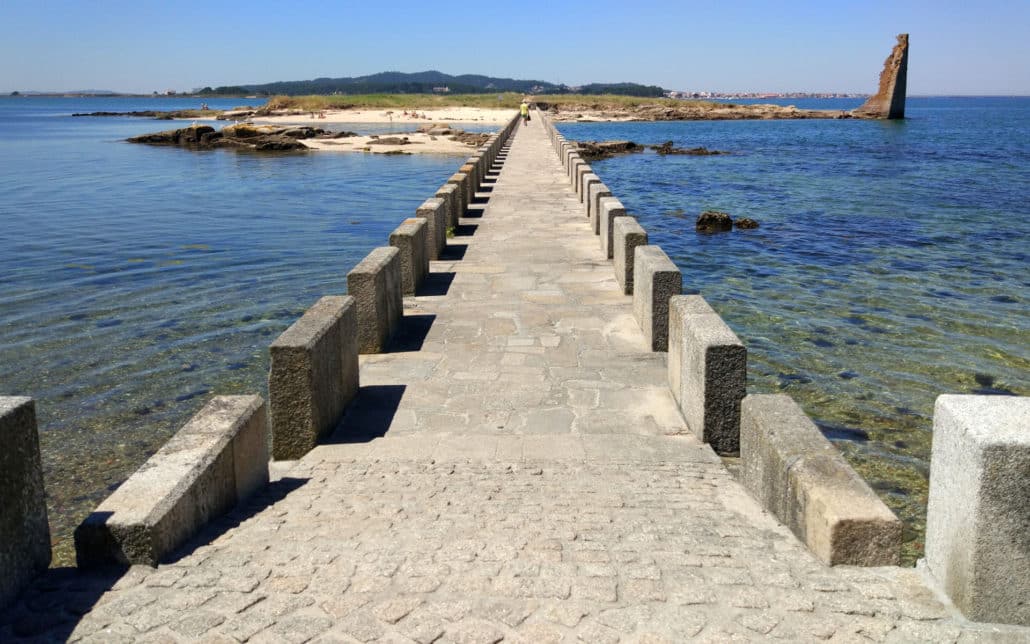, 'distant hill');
195,71,665,97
